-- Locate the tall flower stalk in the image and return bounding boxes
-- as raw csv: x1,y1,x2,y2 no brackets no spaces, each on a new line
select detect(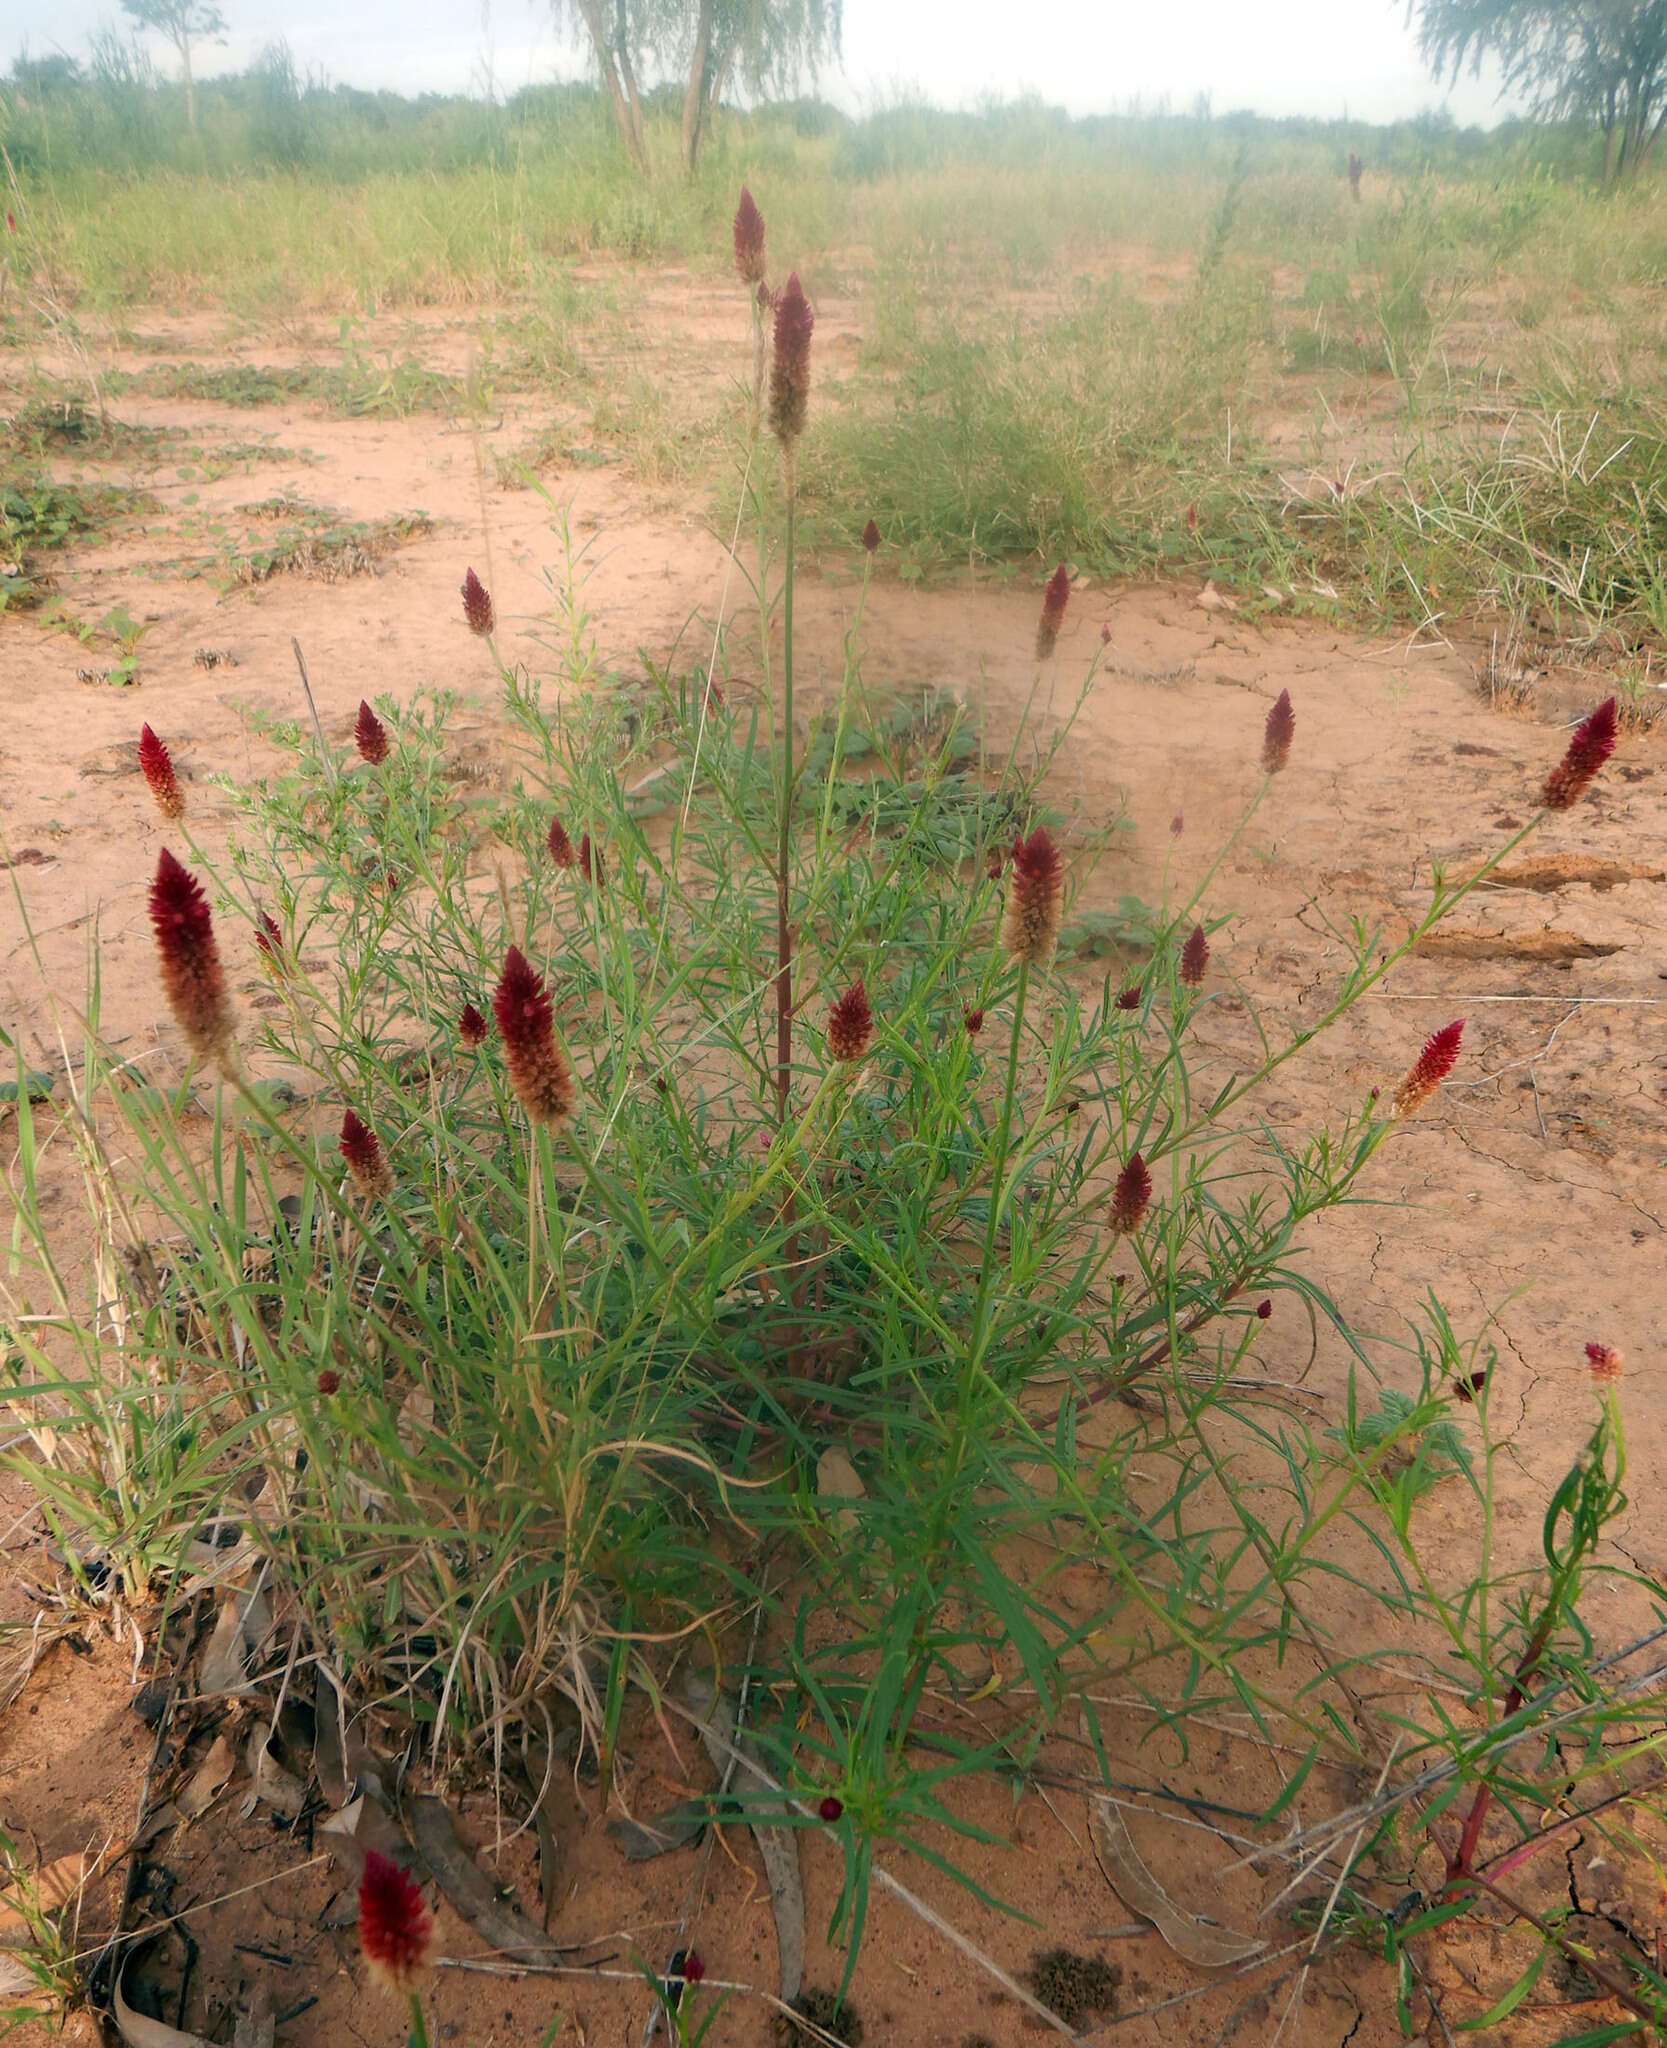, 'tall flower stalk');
770,271,814,1127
